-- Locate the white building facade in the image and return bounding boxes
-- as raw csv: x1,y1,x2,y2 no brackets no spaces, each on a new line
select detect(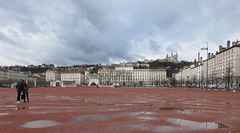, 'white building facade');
190,40,240,90
215,42,240,91
173,66,191,87
190,64,203,88
0,69,28,81
46,70,61,81
0,70,7,81
61,71,85,86
98,67,166,86
202,55,216,87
